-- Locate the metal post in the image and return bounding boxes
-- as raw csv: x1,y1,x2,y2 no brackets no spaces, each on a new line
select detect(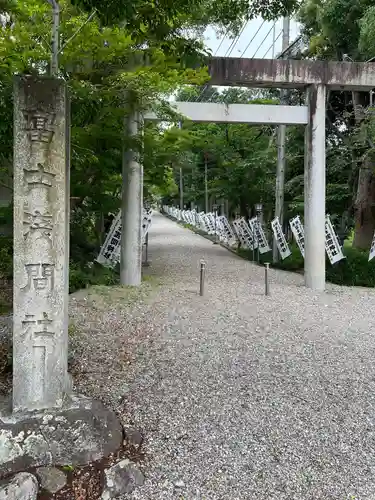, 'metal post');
178,121,183,209
143,232,150,267
46,0,60,76
255,204,262,264
179,166,183,209
273,16,290,263
213,204,218,244
247,222,256,261
264,263,270,296
199,260,206,296
204,153,208,213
